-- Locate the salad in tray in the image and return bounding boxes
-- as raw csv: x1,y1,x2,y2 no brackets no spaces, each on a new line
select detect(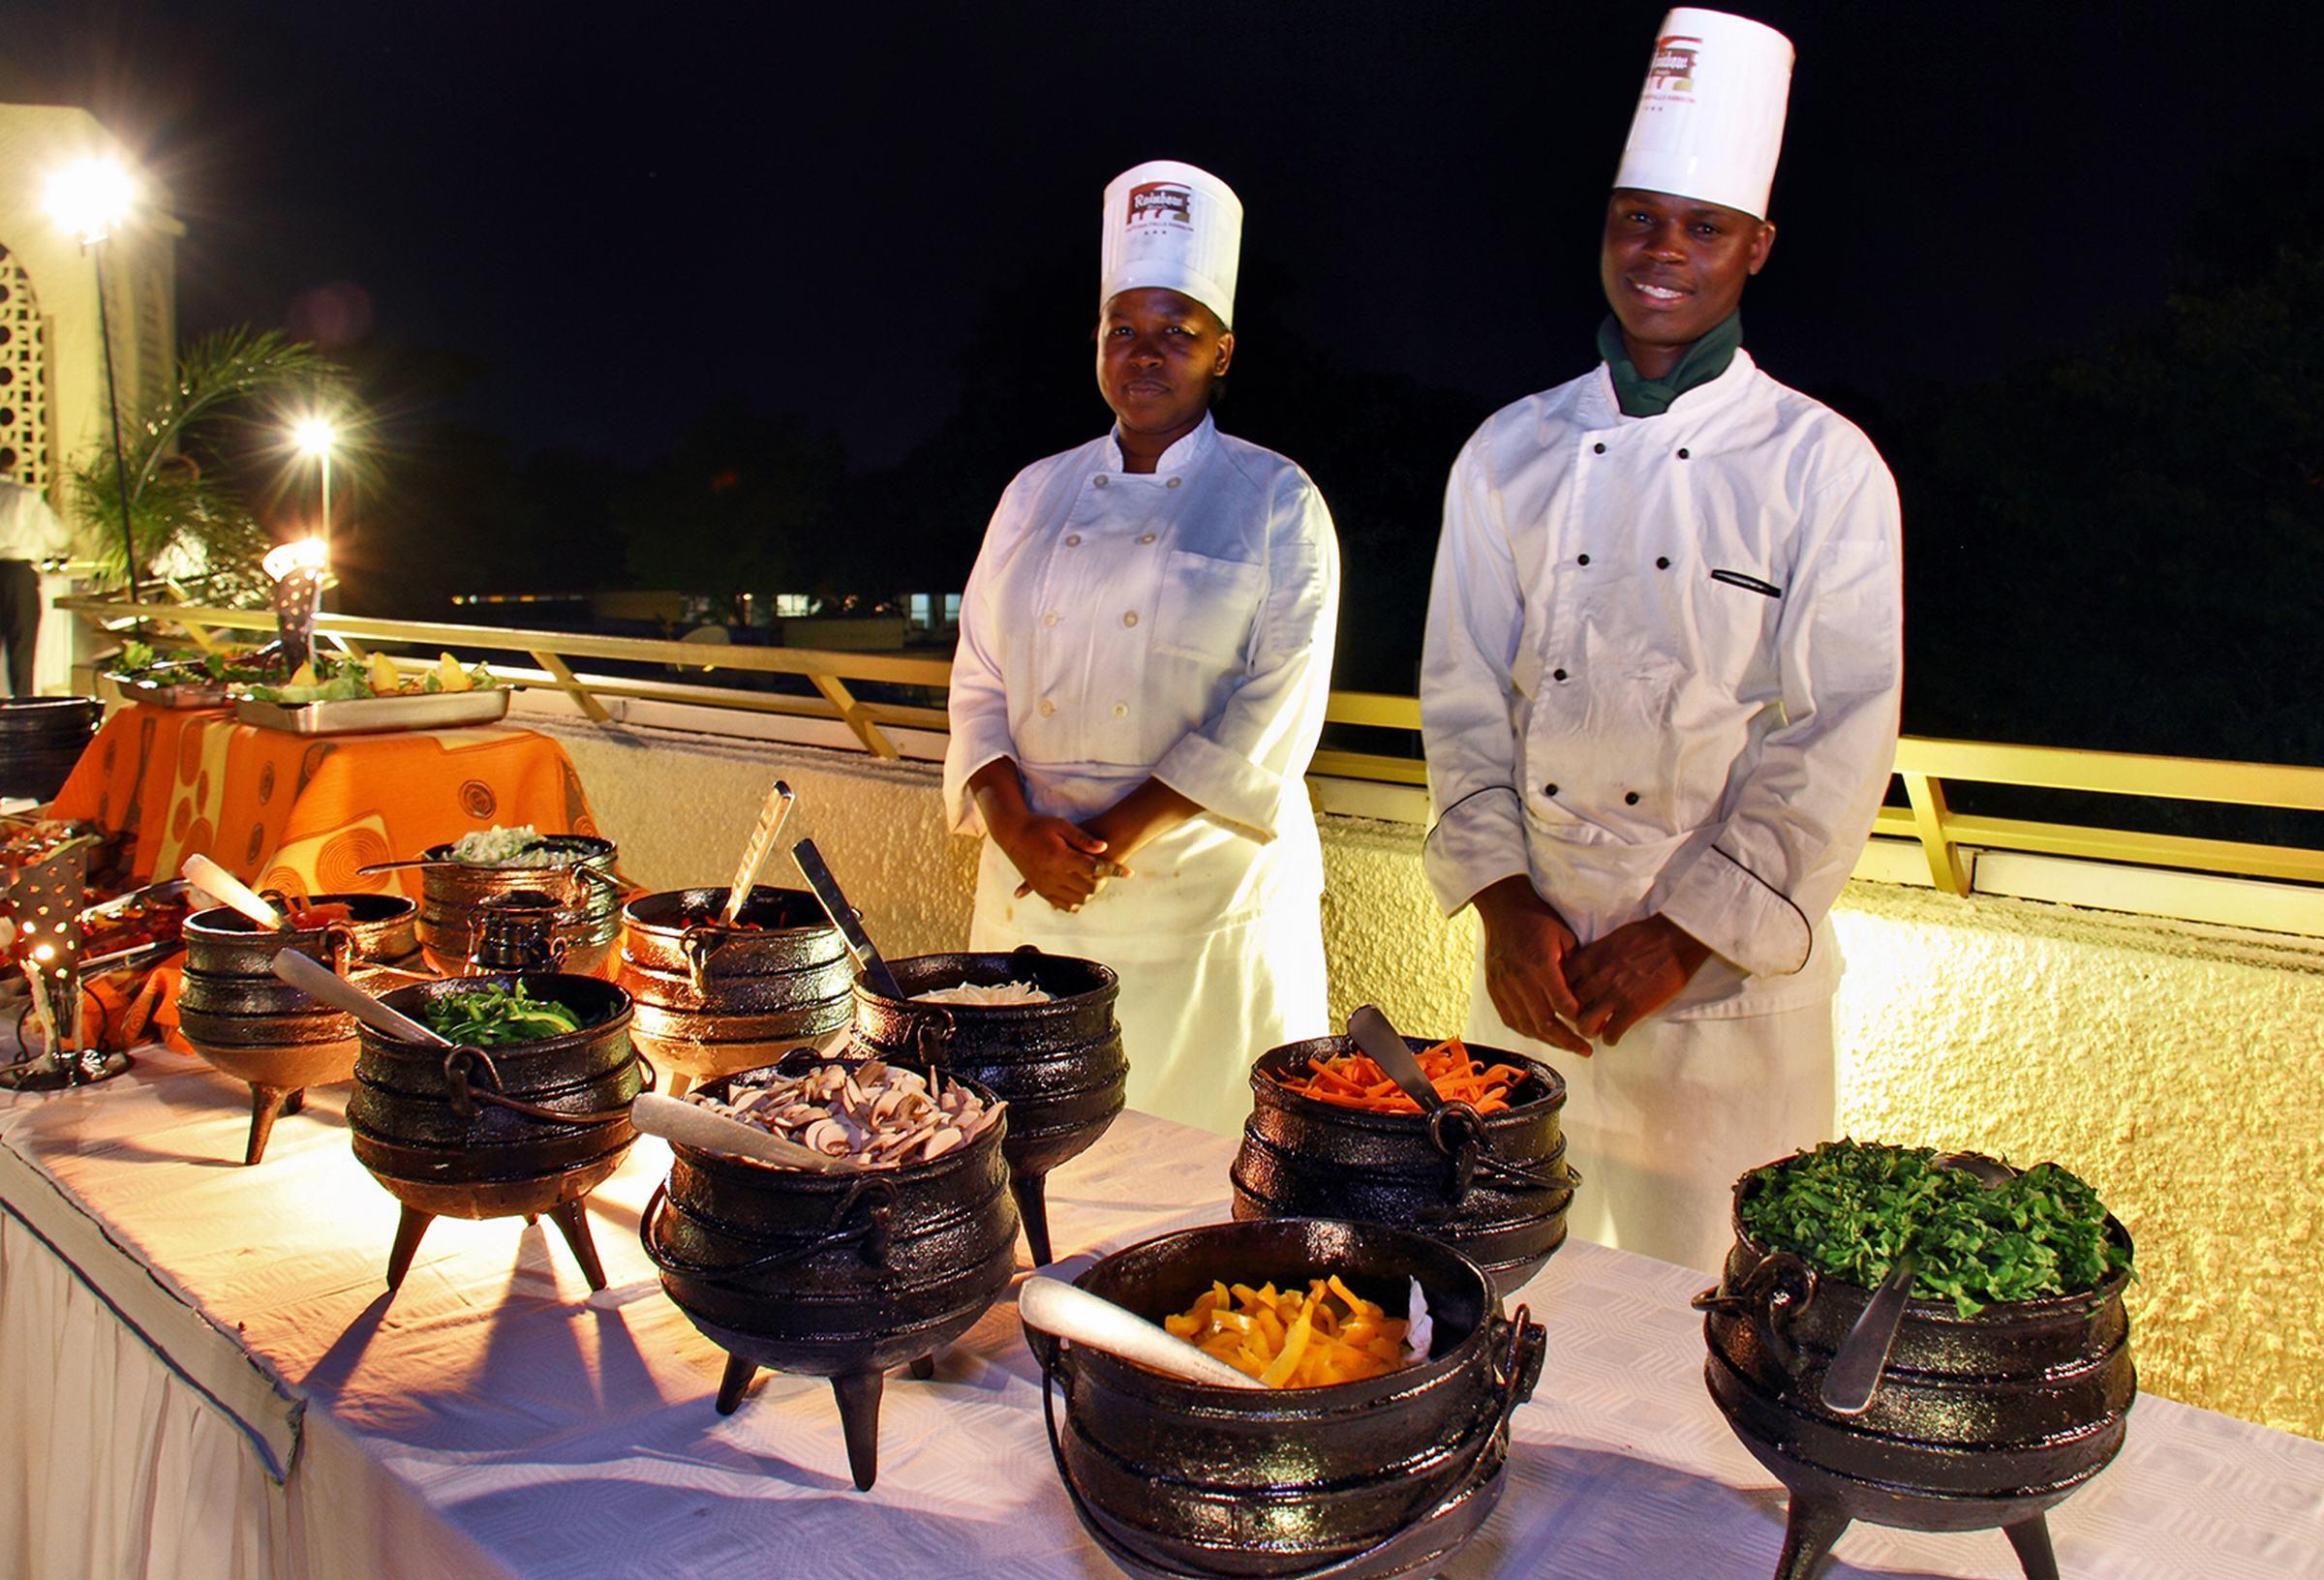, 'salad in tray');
246,652,500,704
